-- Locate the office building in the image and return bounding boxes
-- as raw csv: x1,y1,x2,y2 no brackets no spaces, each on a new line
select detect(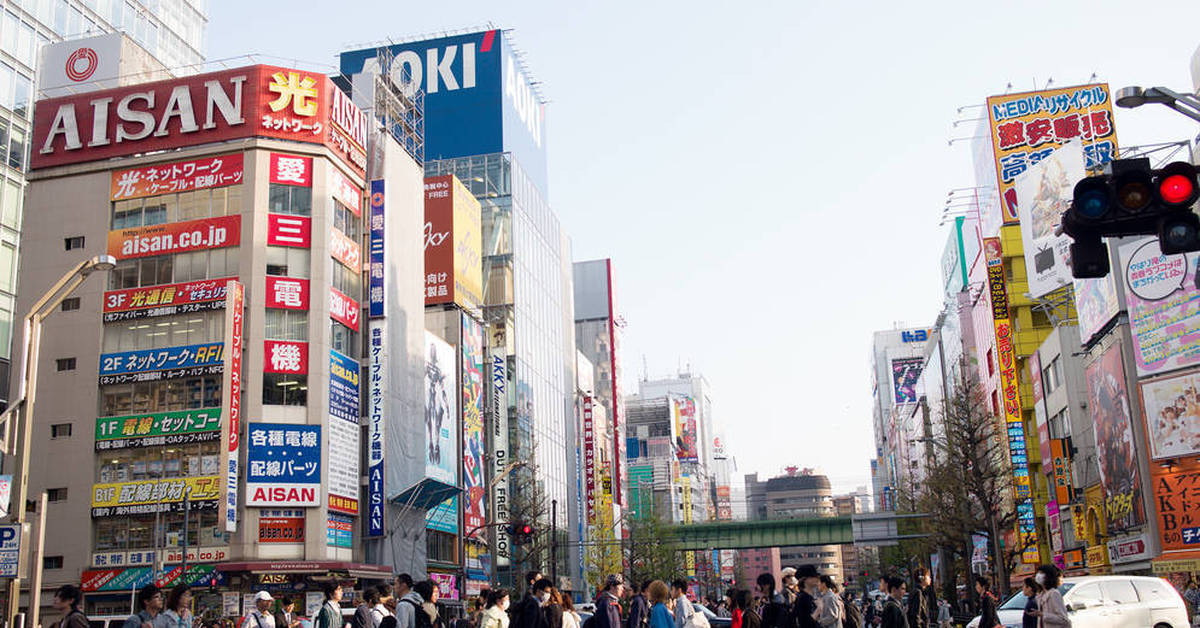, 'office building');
744,469,842,582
